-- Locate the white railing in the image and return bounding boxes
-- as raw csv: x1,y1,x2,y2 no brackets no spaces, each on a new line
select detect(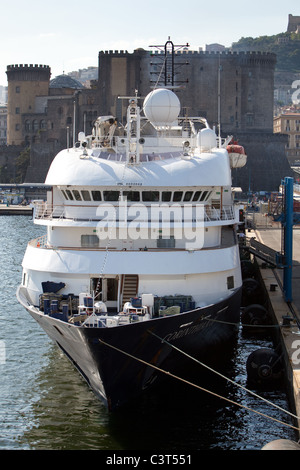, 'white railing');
30,234,48,248
205,206,235,221
34,203,65,219
34,202,236,223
